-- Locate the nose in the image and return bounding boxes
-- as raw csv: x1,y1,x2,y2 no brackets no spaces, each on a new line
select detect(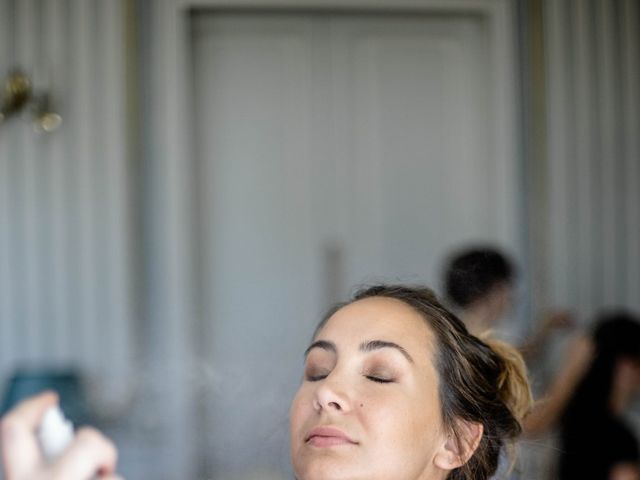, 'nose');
313,373,352,413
